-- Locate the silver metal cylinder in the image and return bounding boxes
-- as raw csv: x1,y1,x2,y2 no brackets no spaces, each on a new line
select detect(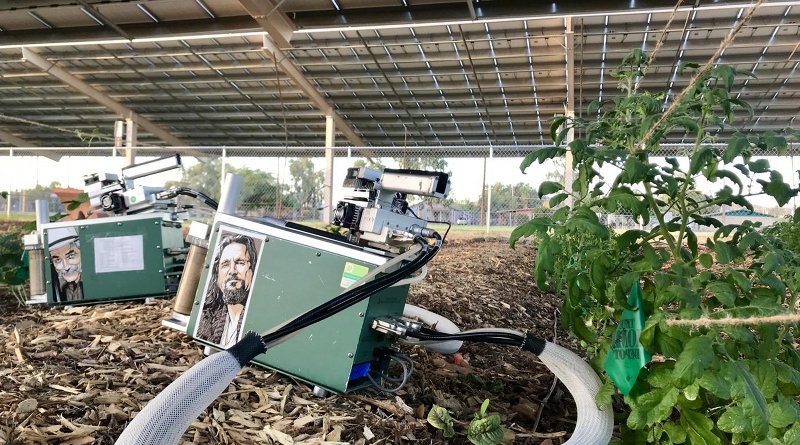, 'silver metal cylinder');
27,248,46,296
173,244,207,315
35,200,49,232
218,173,243,215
